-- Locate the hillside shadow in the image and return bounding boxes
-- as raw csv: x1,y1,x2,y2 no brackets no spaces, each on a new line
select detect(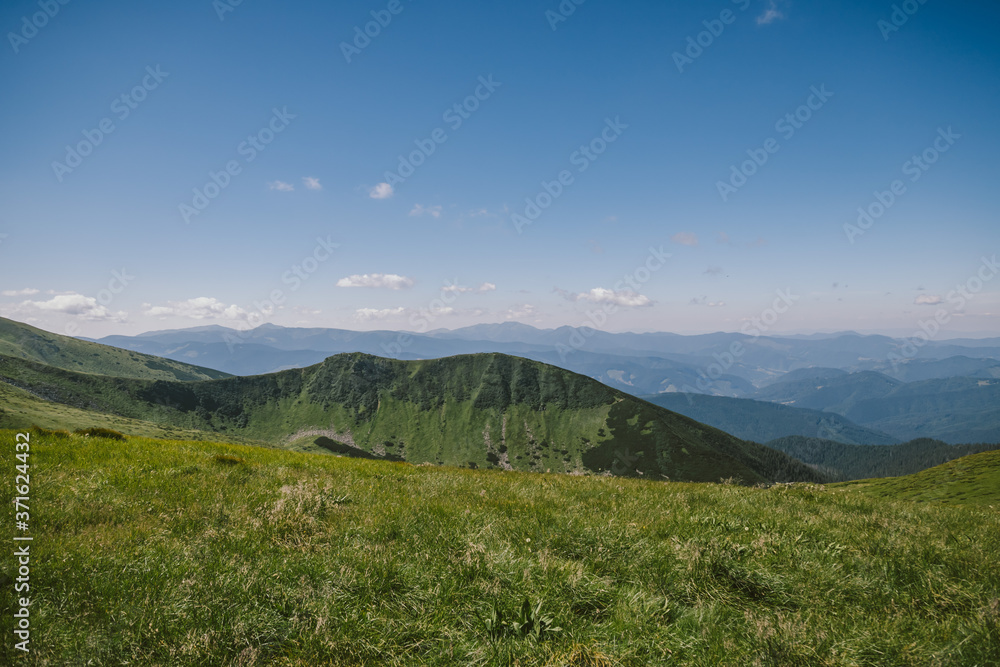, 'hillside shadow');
314,436,404,462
